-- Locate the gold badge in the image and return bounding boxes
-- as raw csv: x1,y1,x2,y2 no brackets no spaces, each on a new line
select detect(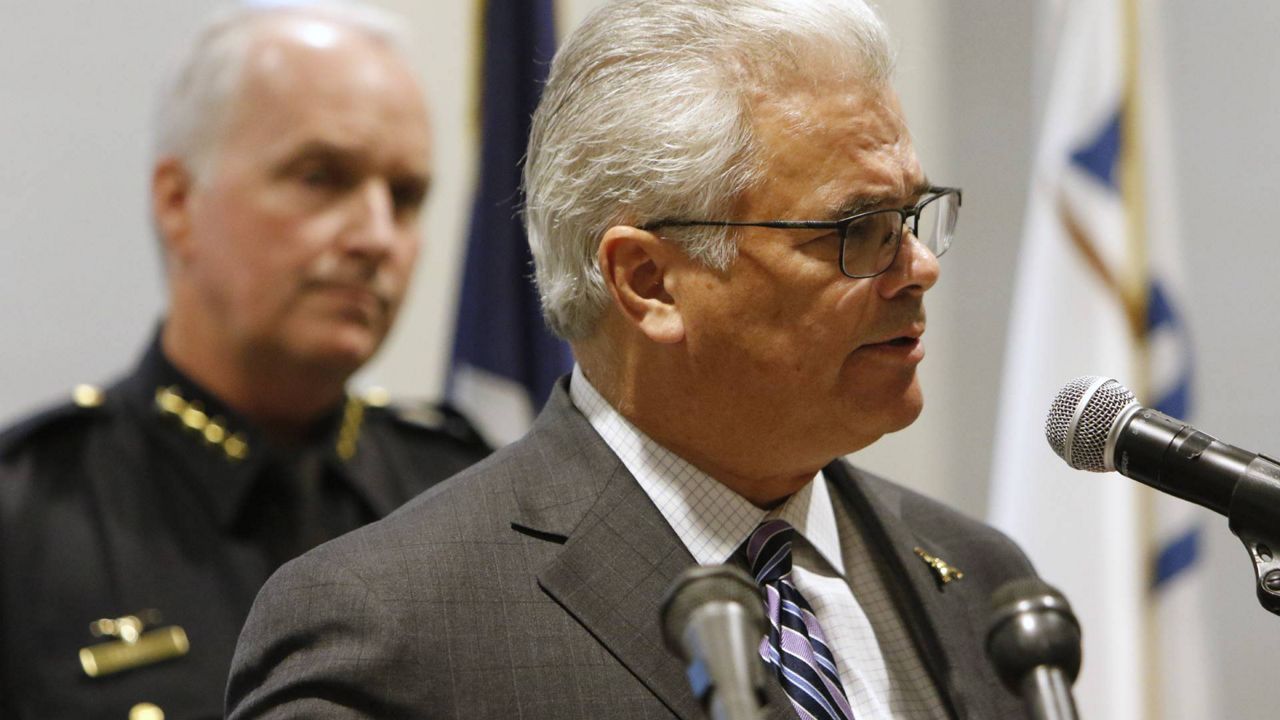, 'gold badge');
914,547,965,586
78,612,189,678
